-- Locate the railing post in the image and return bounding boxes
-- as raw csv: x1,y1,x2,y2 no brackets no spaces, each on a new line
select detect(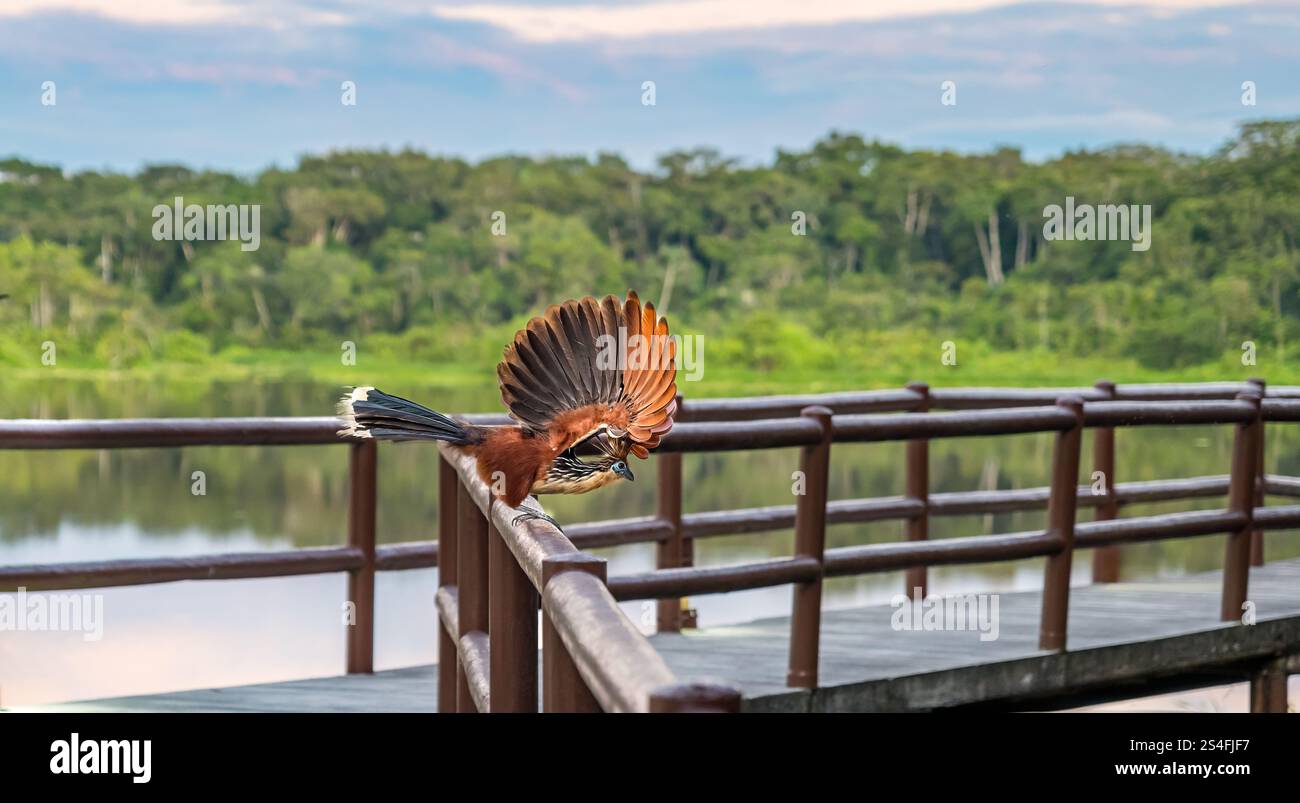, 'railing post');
1248,377,1266,567
489,521,539,712
346,439,377,675
787,405,832,689
1248,657,1289,713
655,450,690,632
1039,396,1084,651
1222,390,1261,621
541,553,606,712
676,394,689,594
457,479,490,711
904,381,930,599
436,454,458,712
649,682,743,712
1090,380,1120,583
